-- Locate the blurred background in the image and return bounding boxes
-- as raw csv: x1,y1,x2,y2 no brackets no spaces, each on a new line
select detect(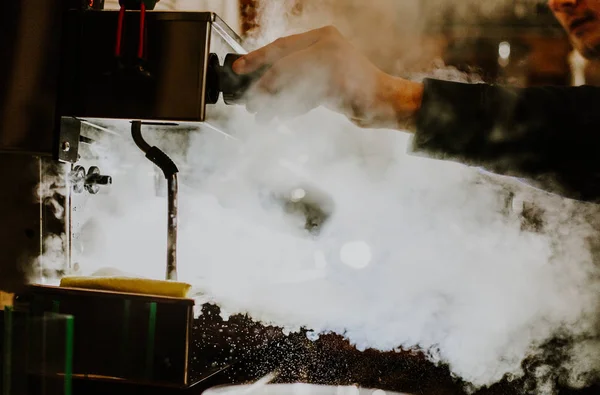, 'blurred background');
100,0,600,88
